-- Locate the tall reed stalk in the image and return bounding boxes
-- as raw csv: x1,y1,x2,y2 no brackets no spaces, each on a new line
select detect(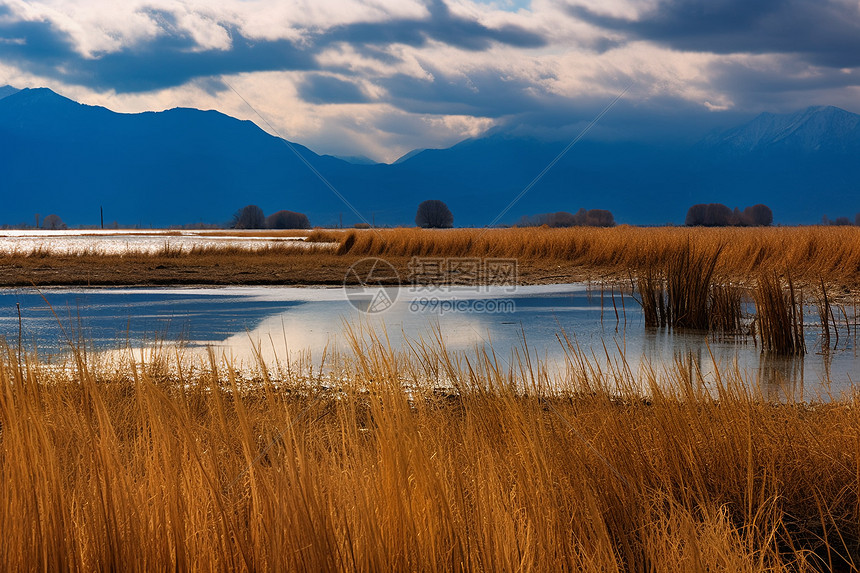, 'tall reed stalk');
754,273,806,355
